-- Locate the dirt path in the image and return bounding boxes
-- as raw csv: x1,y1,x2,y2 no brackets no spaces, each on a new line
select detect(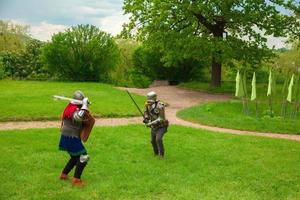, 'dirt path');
1,85,300,142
